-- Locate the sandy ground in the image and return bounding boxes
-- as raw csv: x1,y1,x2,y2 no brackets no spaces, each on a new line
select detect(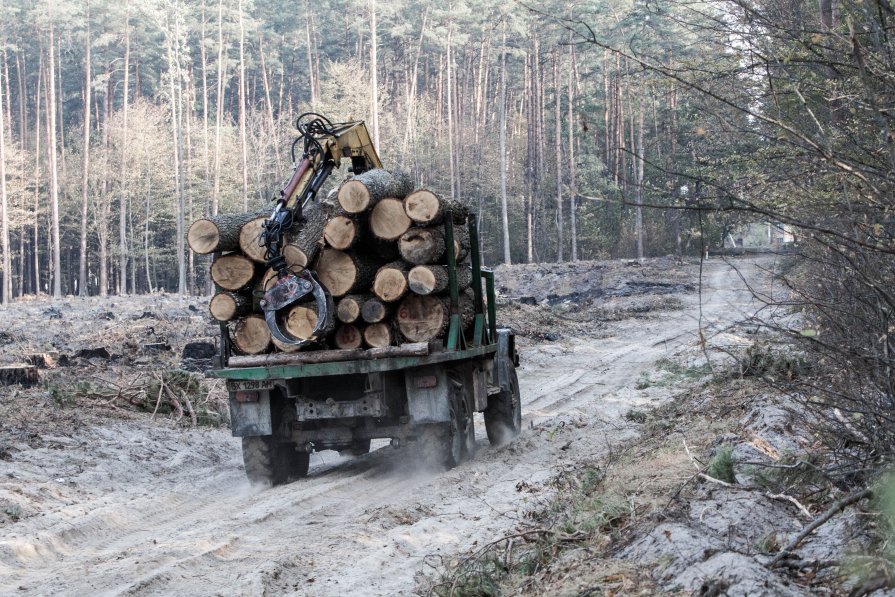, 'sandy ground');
0,257,772,596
